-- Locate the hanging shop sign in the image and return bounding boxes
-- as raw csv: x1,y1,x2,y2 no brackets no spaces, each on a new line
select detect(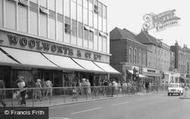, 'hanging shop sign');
0,31,104,61
142,9,180,31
